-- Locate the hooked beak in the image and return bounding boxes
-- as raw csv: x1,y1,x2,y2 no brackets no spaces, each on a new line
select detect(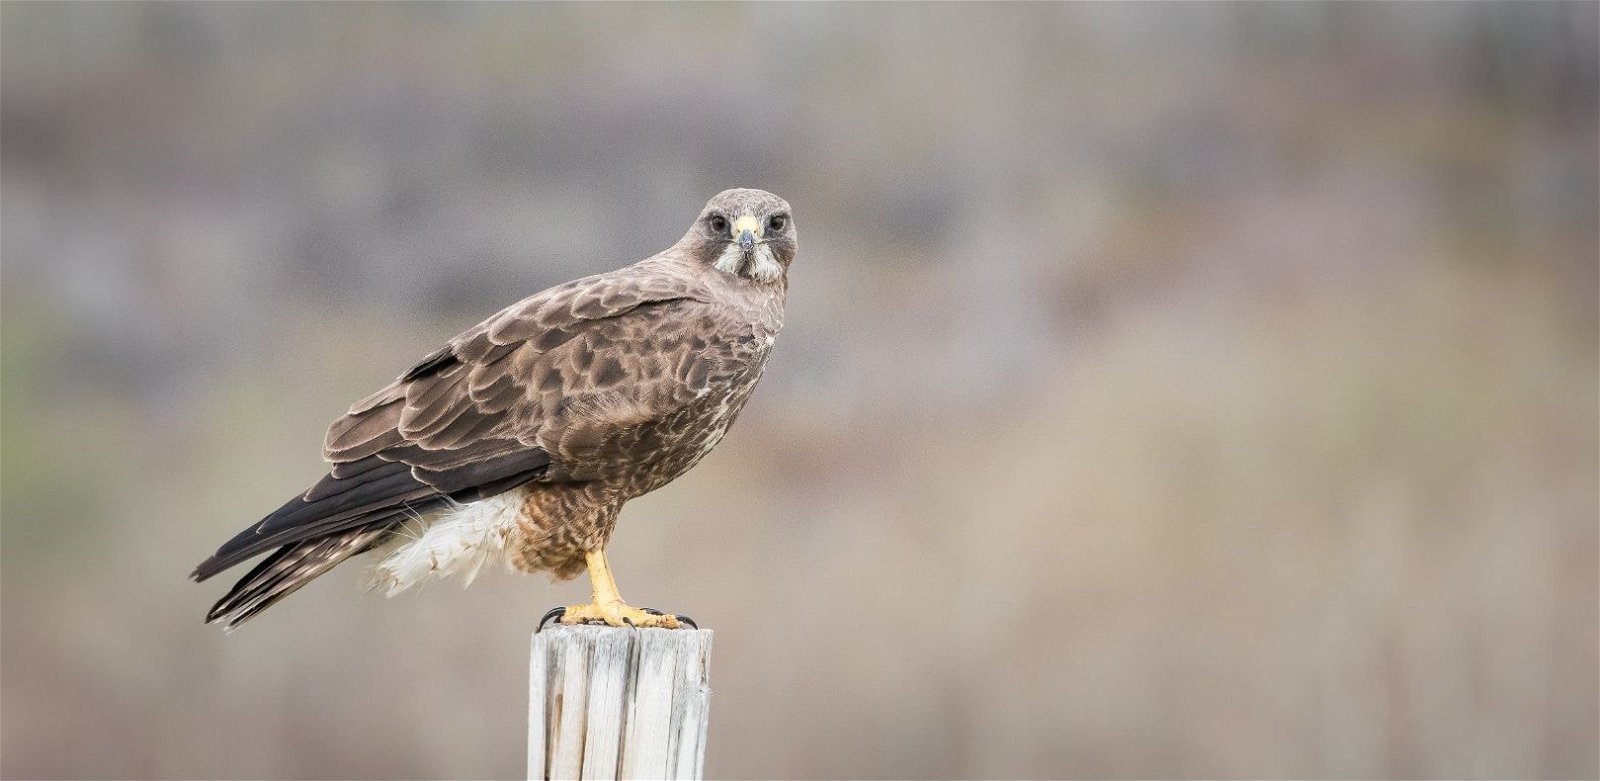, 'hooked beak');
732,214,760,261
